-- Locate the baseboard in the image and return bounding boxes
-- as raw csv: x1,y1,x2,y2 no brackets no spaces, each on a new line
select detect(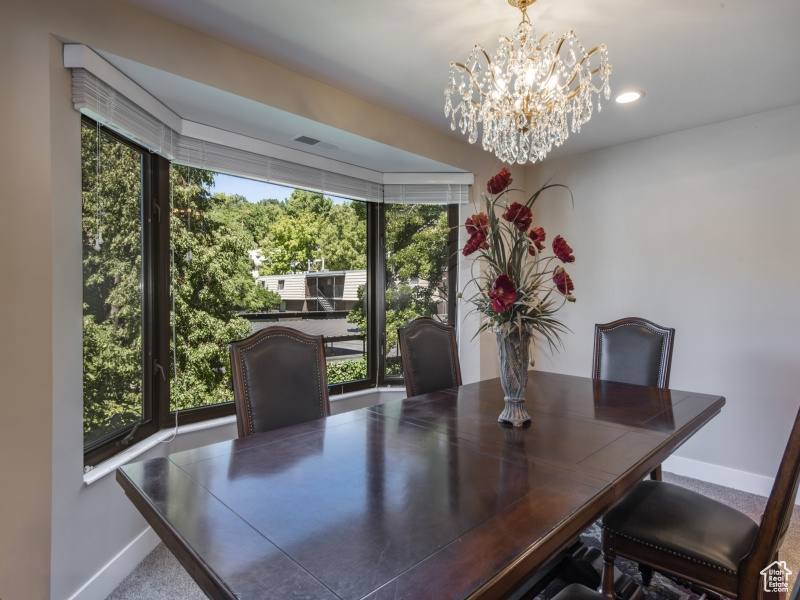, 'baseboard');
66,527,159,600
662,455,786,500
